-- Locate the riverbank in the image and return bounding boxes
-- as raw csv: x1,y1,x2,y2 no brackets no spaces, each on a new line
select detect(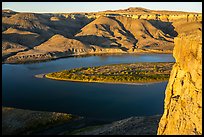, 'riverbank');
43,62,174,84
2,107,80,135
2,107,161,135
3,50,172,64
72,115,161,135
43,74,169,85
35,73,168,85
